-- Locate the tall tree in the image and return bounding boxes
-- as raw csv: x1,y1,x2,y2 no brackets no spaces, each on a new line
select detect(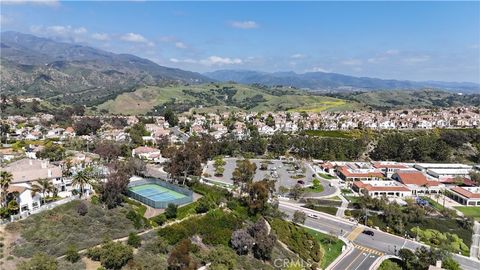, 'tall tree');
32,179,55,205
165,142,202,185
72,166,95,199
0,171,13,207
232,159,257,193
247,179,272,215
